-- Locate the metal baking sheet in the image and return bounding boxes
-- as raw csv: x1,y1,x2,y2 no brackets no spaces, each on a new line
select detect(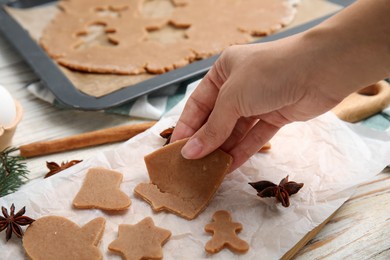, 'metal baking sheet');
0,0,354,110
